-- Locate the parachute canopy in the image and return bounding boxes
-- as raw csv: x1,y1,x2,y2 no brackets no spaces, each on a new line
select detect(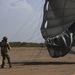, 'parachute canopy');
41,0,75,58
41,0,75,39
